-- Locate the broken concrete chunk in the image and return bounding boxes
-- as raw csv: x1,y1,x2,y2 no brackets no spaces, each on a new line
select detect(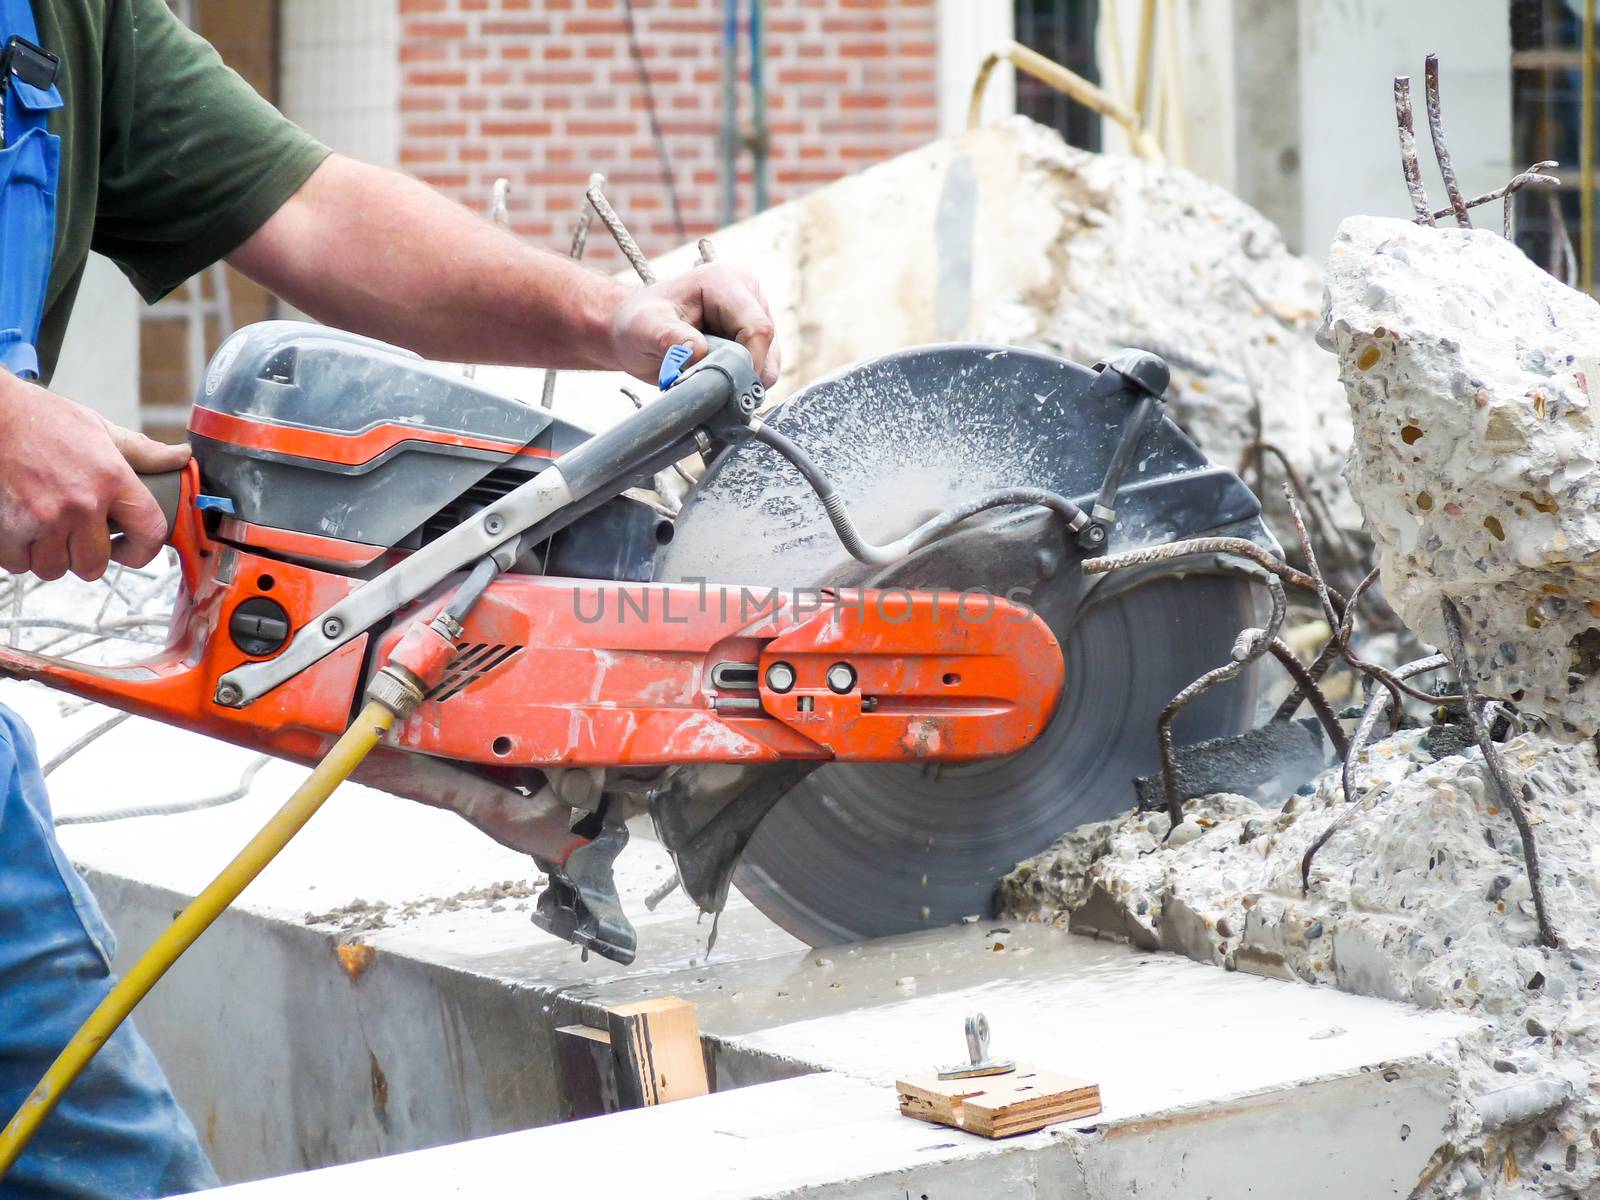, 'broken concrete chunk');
487,117,1356,539
1323,215,1600,735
